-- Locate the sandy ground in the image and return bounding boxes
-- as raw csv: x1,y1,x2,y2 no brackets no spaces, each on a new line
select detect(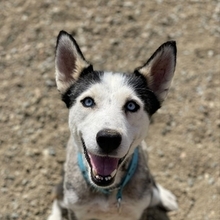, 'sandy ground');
0,0,219,219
